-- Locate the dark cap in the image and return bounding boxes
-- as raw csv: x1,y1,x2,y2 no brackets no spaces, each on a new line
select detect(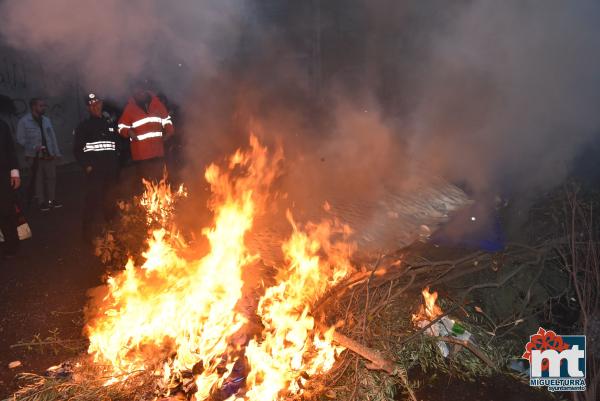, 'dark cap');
84,93,101,105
